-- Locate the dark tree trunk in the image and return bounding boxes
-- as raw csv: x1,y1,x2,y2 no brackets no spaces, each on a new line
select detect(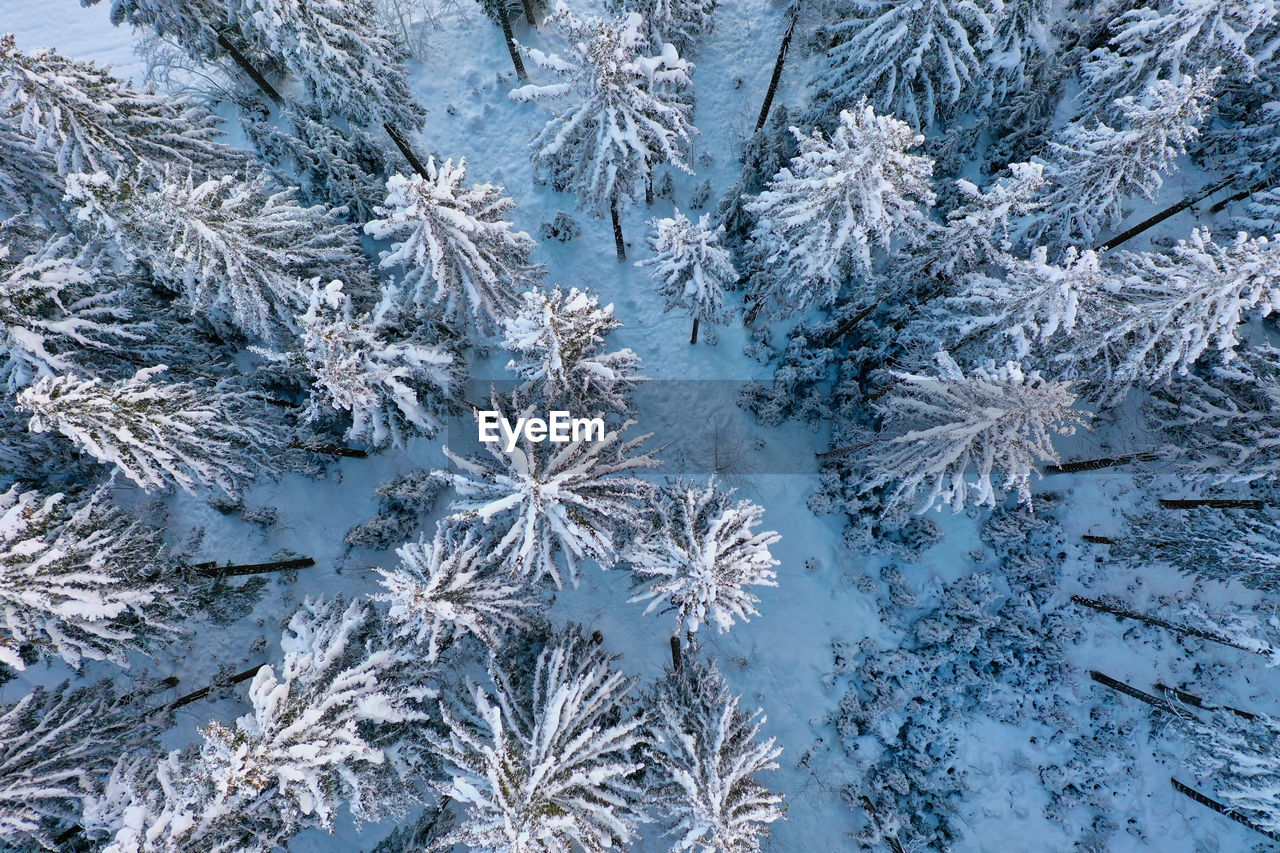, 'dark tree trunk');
755,9,798,132
690,318,700,344
1159,498,1264,509
1043,452,1160,474
1088,670,1182,714
289,441,369,459
383,122,431,180
1154,683,1257,720
611,198,626,261
496,5,528,81
645,168,654,206
1071,595,1256,653
164,664,265,712
194,557,316,578
1208,177,1275,214
1081,534,1117,544
214,28,433,182
1097,175,1234,251
670,636,683,675
1171,778,1280,842
520,0,539,26
216,30,284,104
